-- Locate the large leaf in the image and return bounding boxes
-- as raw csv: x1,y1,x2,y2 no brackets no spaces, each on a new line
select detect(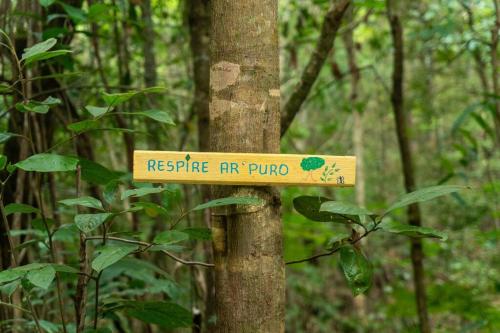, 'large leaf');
21,38,56,61
181,228,212,240
293,196,354,223
59,196,104,210
339,246,373,296
67,120,100,133
92,244,138,272
153,230,189,245
26,265,55,290
122,301,191,329
4,203,39,216
79,158,121,185
132,202,169,217
320,201,373,216
385,185,467,215
74,213,114,233
0,269,24,284
102,87,166,107
23,50,71,65
15,97,61,114
381,221,448,240
121,187,169,200
192,197,263,211
136,110,175,125
85,105,110,118
16,154,79,172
